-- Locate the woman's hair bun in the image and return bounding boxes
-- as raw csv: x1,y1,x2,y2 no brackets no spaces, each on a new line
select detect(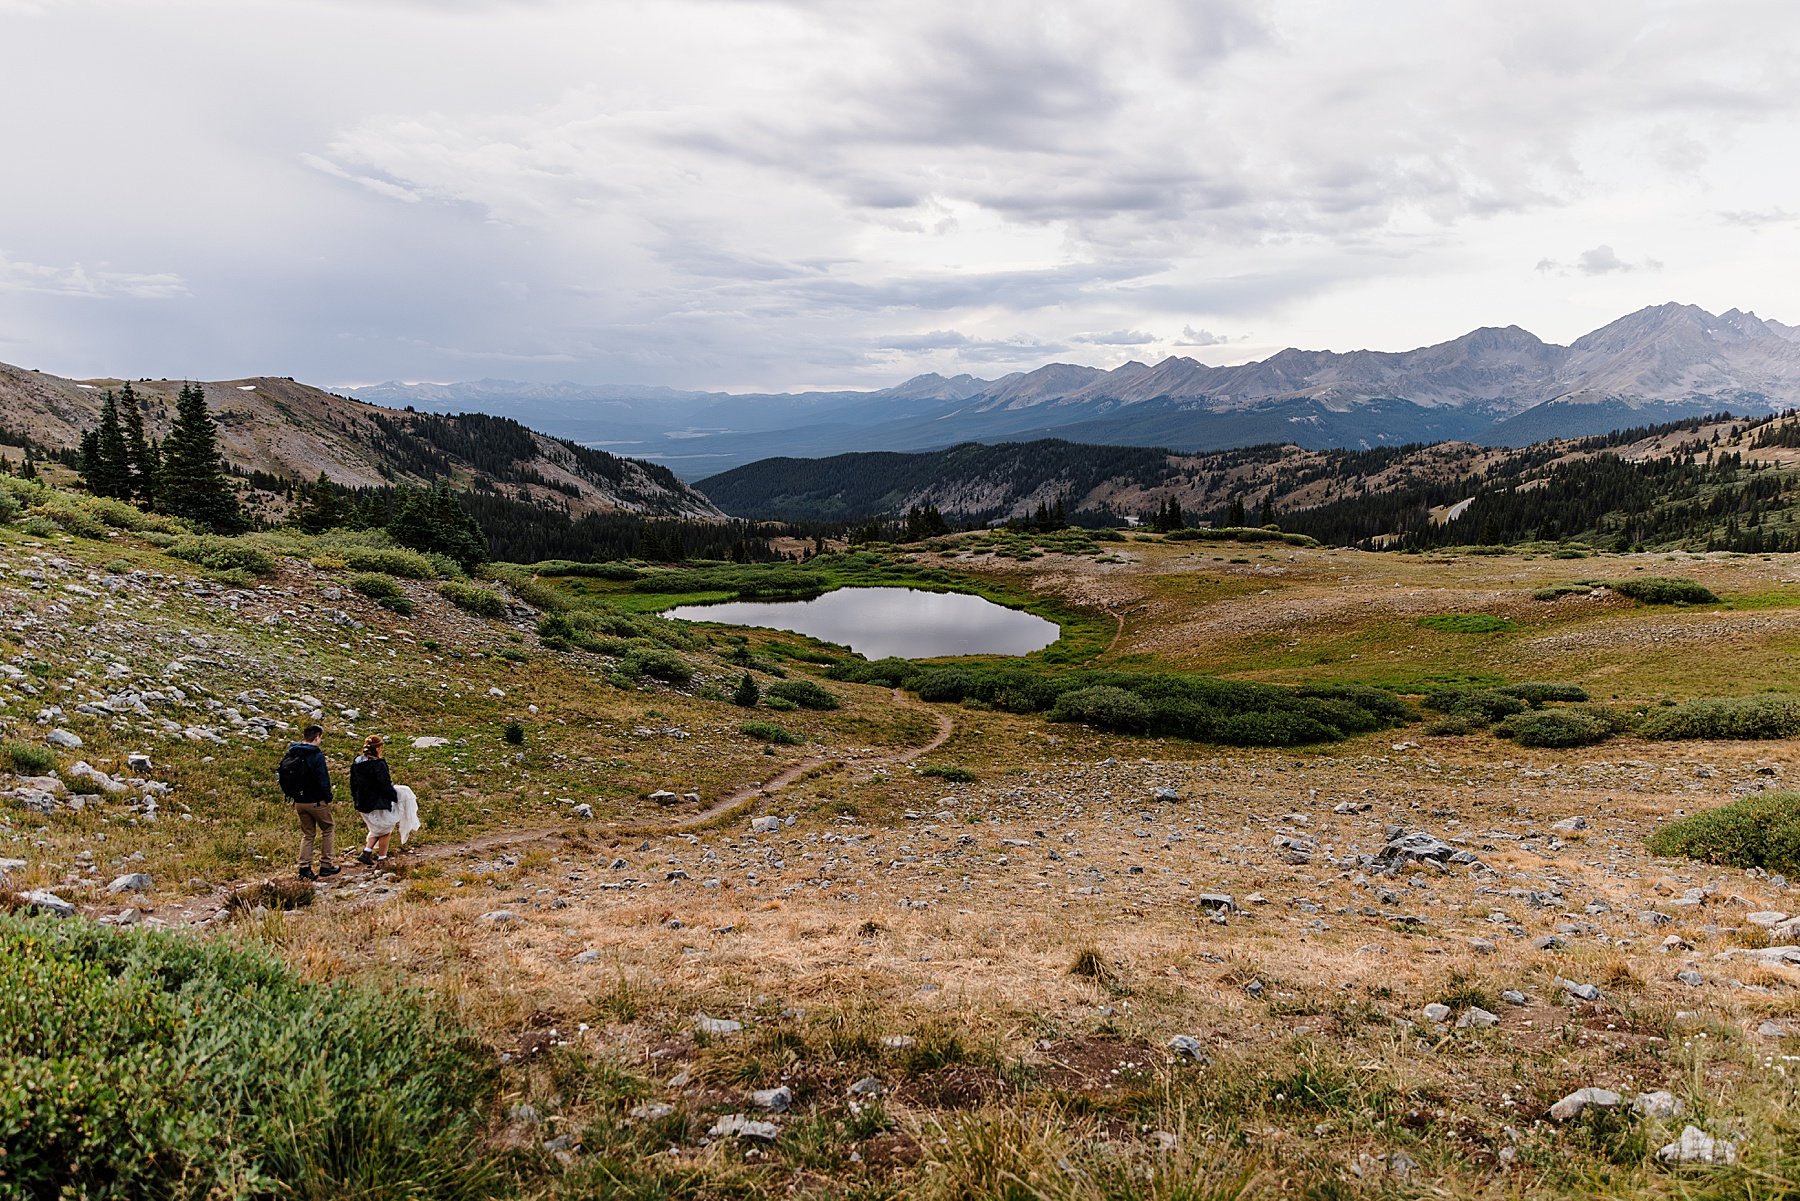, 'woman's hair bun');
363,734,385,756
